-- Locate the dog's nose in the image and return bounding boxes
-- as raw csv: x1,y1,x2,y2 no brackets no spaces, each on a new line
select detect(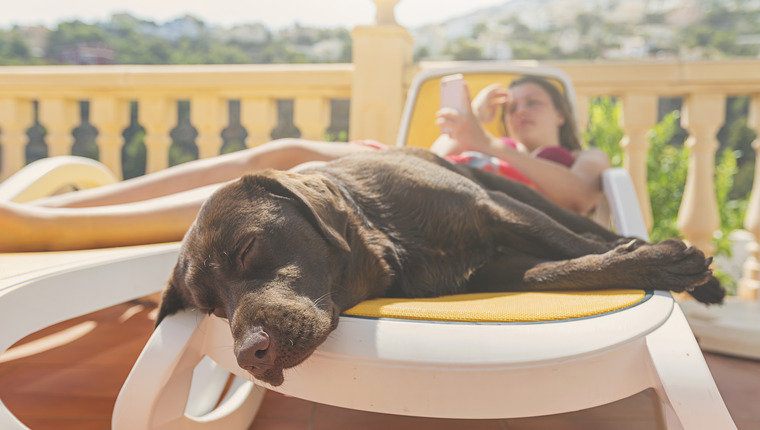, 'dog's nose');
235,328,276,372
